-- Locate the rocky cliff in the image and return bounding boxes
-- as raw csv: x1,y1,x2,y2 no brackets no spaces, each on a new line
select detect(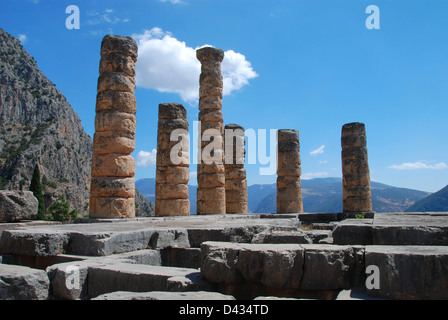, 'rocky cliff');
0,28,154,217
